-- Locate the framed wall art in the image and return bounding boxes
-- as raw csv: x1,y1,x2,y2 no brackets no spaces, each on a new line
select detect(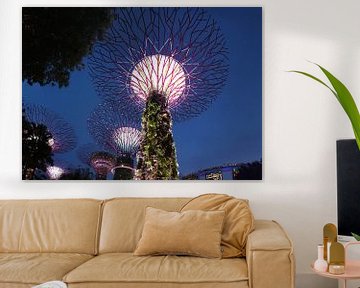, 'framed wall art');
22,7,262,180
